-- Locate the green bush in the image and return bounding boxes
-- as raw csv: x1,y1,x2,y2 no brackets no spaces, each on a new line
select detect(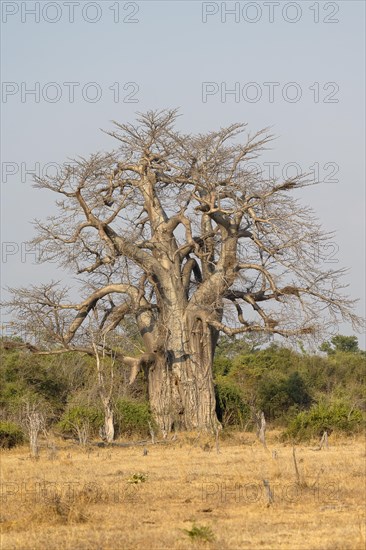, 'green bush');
58,405,103,437
213,355,232,377
0,421,24,448
215,376,250,428
115,398,153,437
0,344,79,417
283,400,364,441
183,524,215,543
257,371,312,421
